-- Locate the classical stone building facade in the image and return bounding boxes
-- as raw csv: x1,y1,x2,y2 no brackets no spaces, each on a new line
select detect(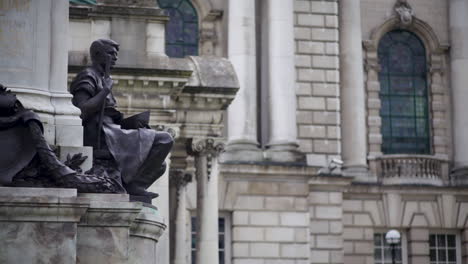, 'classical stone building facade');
38,0,468,263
